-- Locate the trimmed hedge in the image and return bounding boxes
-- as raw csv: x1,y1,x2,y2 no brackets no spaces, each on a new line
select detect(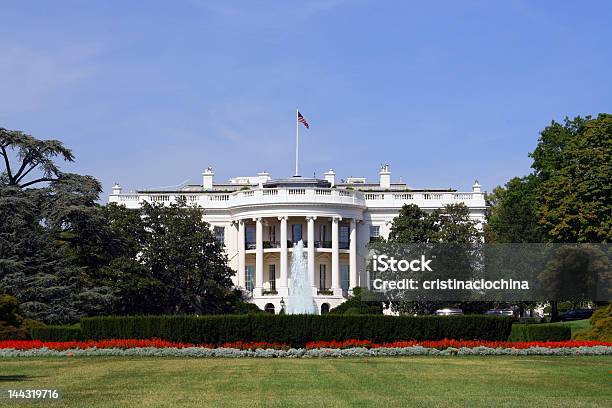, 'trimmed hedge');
31,325,83,341
81,315,512,347
508,324,571,342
